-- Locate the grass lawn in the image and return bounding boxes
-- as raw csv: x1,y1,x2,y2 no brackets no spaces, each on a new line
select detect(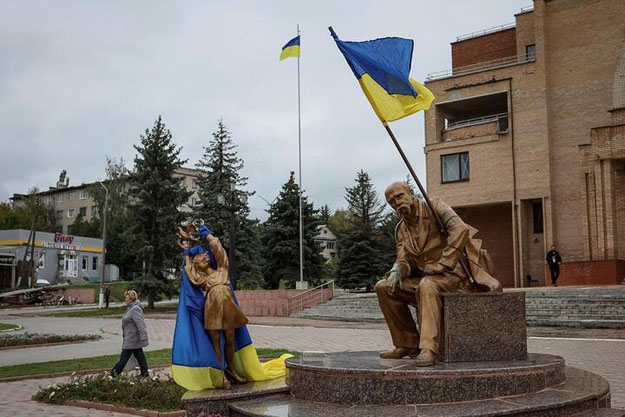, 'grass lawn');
45,303,179,318
0,323,20,332
0,347,299,379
